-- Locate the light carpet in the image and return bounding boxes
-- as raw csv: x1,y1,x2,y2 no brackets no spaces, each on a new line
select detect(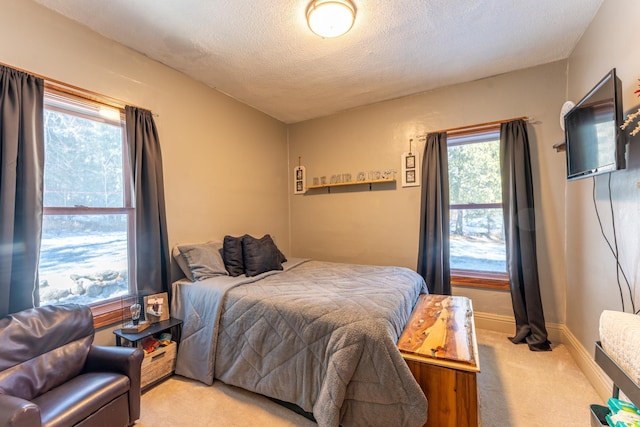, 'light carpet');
137,328,602,426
